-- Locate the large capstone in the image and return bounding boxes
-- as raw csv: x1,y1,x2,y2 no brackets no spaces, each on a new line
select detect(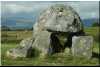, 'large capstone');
72,36,93,59
34,4,84,33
